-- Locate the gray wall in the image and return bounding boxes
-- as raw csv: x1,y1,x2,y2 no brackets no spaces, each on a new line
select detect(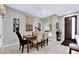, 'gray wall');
3,6,43,45
42,14,59,41
51,14,59,40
